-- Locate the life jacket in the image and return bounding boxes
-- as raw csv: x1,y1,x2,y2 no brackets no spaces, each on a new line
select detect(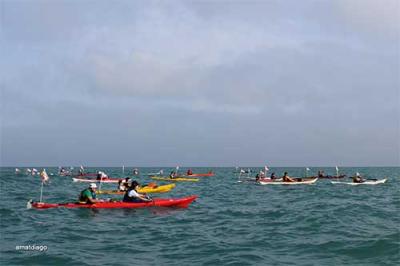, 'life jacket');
79,188,96,203
123,188,137,202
